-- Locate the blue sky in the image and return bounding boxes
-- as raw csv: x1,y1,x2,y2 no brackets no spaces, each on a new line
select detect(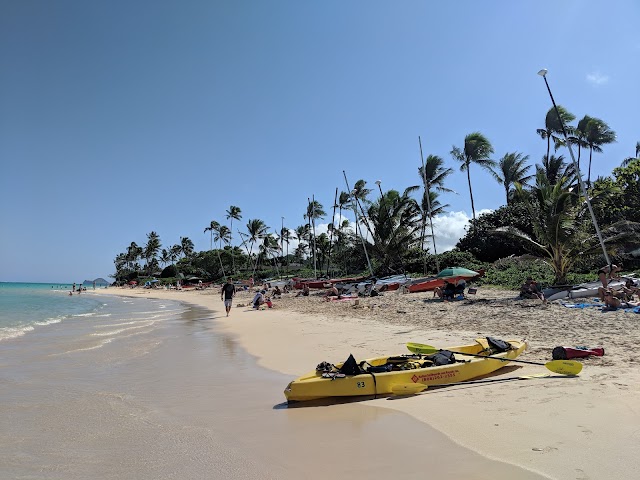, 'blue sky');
2,0,639,283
